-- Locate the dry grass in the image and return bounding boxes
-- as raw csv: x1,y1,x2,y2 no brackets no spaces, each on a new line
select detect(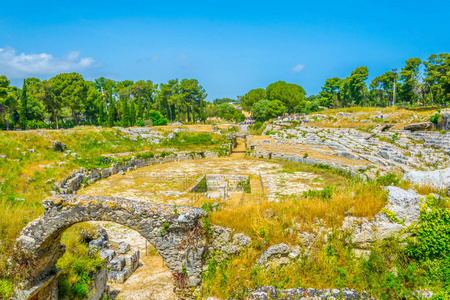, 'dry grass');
211,181,387,247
